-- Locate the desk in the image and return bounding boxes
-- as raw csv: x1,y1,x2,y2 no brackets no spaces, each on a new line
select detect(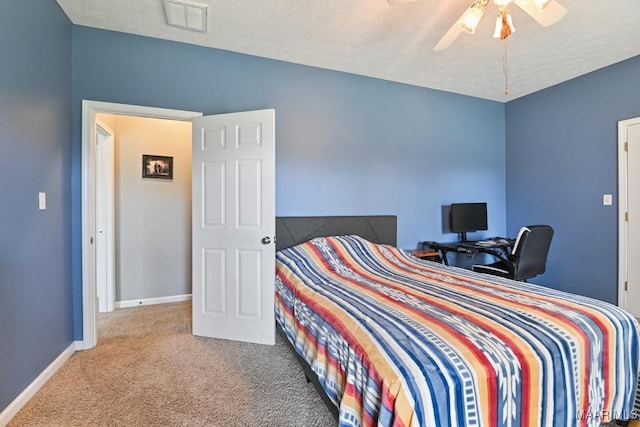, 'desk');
422,238,514,266
406,249,441,262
